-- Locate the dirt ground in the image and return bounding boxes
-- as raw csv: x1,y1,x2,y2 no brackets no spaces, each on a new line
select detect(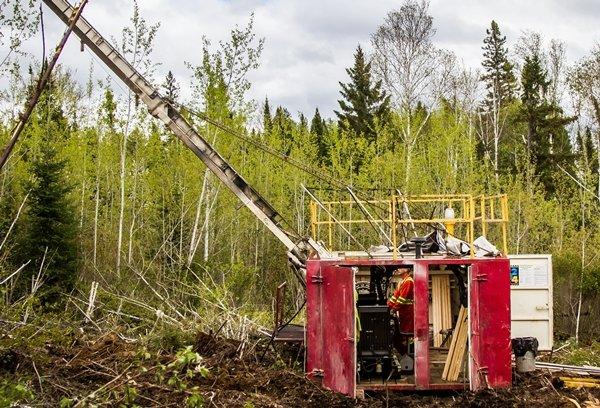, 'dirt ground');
0,330,599,407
